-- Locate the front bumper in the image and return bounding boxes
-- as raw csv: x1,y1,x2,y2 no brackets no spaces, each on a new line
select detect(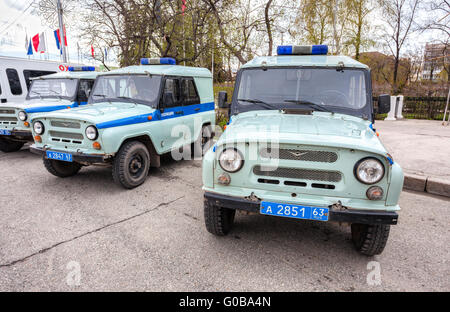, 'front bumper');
204,192,398,225
0,129,33,142
30,146,107,164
